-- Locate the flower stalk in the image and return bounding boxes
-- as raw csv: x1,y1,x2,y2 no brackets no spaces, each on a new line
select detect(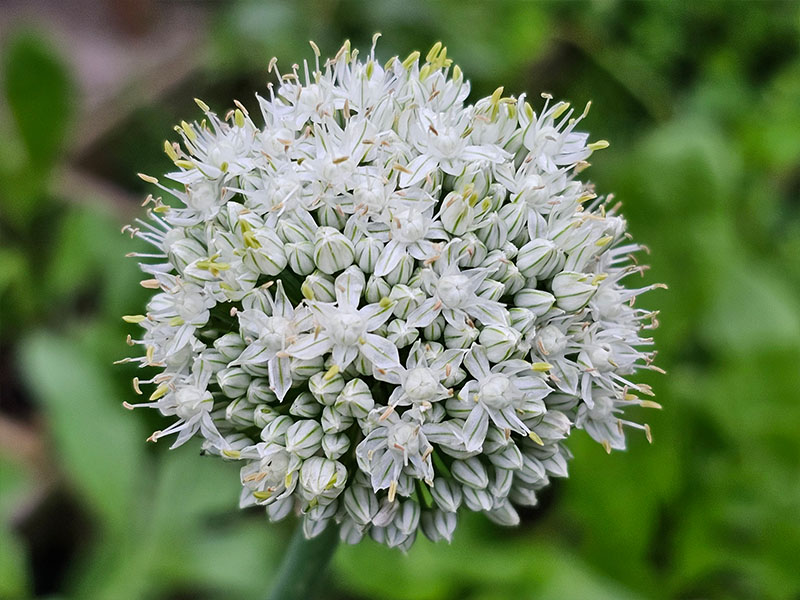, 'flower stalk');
267,523,340,600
